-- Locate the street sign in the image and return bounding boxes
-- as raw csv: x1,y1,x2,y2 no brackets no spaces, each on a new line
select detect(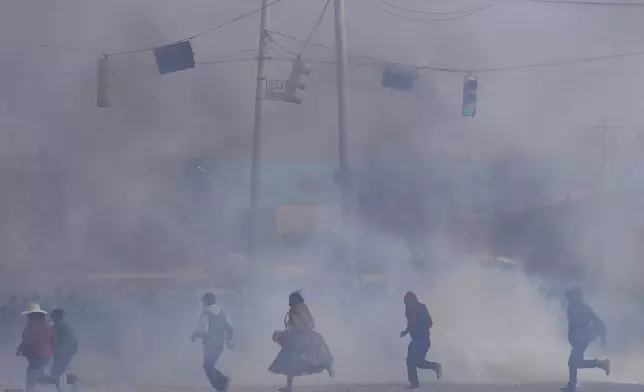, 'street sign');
266,79,287,101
